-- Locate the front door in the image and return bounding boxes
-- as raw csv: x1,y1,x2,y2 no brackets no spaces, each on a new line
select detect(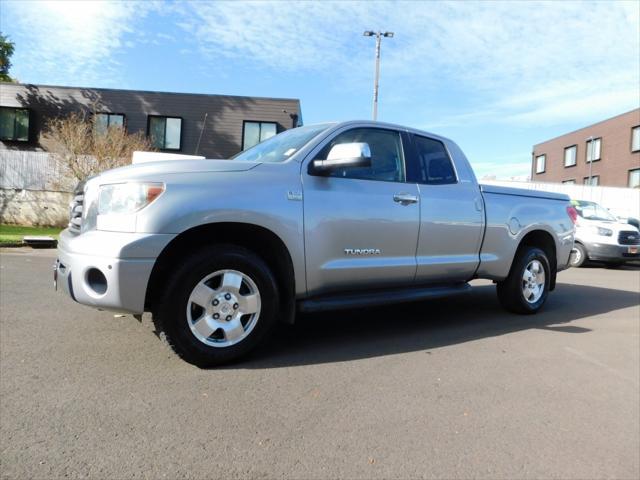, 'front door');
302,127,420,295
